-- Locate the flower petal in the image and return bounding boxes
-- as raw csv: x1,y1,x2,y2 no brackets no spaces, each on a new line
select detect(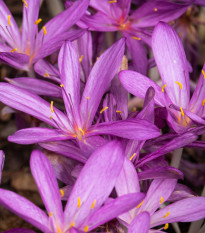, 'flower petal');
152,22,190,108
30,150,64,229
128,211,150,233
